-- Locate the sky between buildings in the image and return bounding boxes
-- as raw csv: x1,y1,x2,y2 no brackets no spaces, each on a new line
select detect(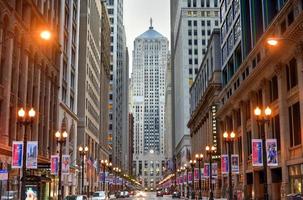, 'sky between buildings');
124,0,171,77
